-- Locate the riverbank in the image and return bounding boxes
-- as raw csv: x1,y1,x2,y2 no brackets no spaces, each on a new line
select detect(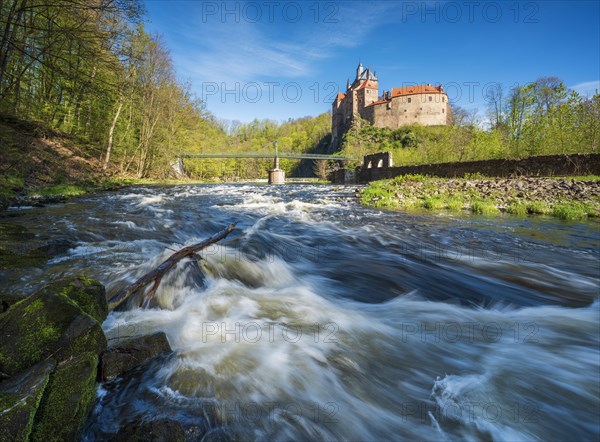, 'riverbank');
359,174,600,221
